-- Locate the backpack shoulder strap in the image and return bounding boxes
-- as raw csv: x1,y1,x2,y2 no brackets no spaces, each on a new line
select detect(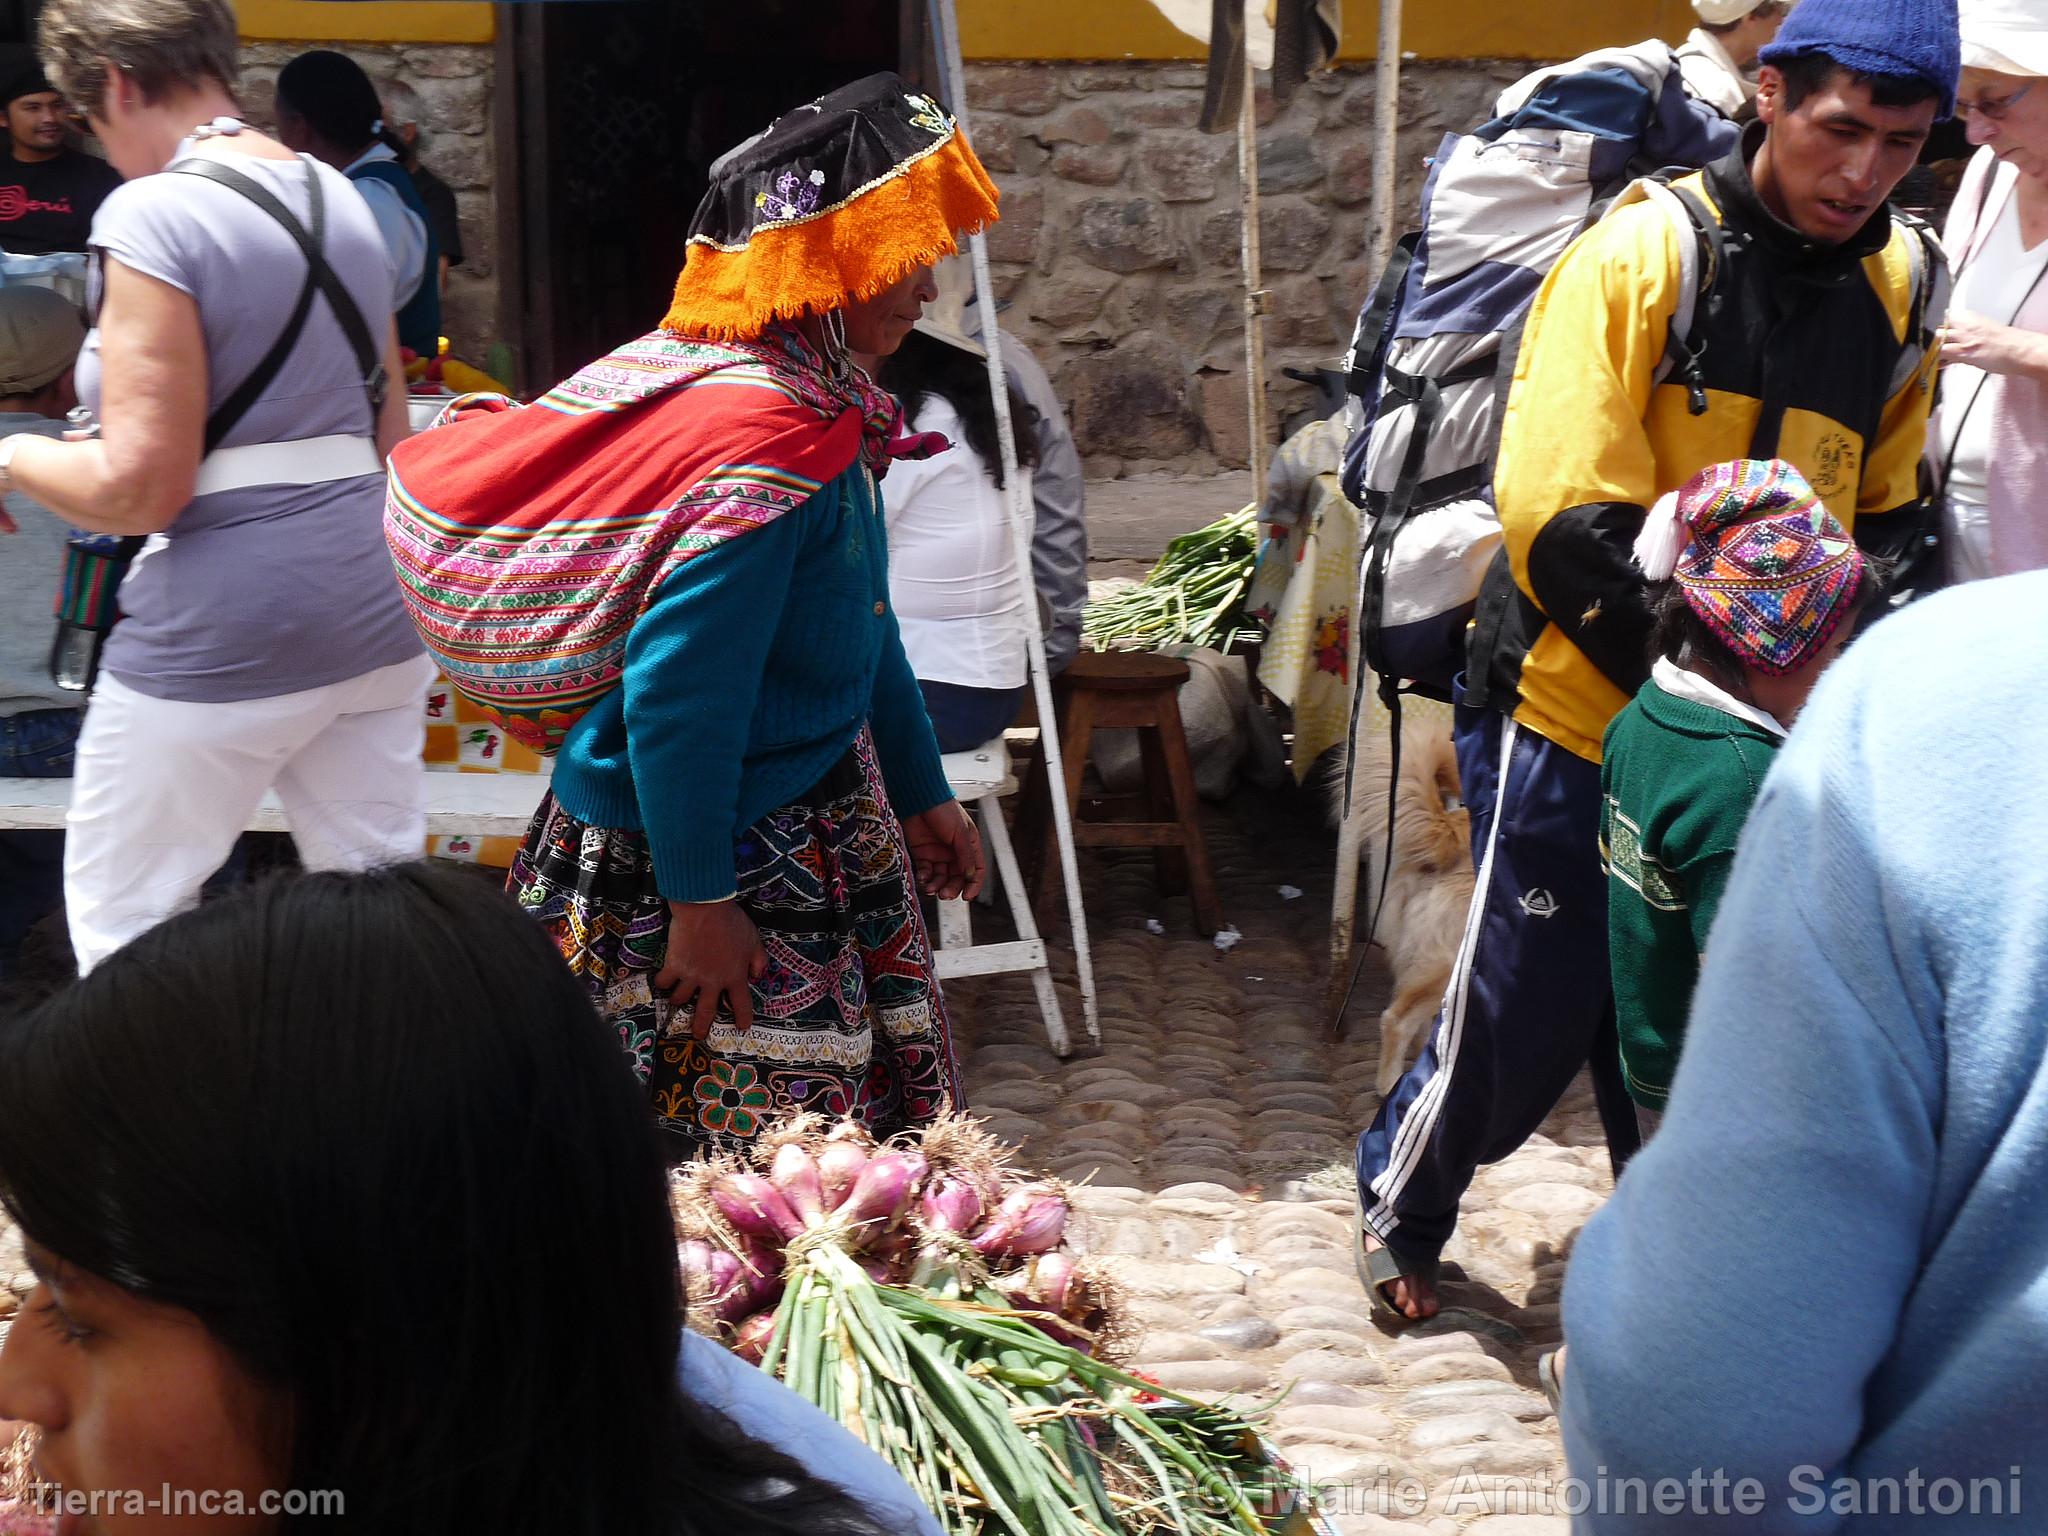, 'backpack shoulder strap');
1886,212,1949,399
1612,175,1723,417
169,156,389,445
1344,229,1423,403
